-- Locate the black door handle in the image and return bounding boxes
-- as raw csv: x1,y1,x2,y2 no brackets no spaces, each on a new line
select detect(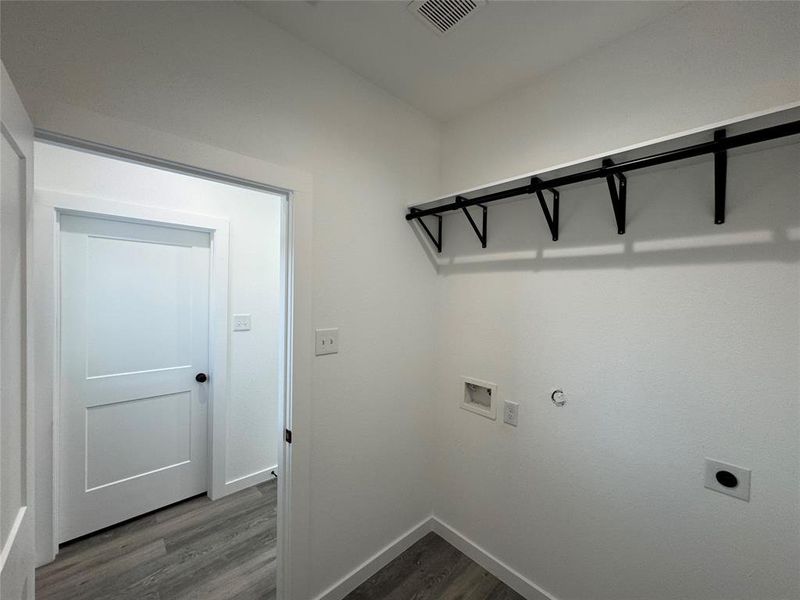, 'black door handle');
195,373,208,383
